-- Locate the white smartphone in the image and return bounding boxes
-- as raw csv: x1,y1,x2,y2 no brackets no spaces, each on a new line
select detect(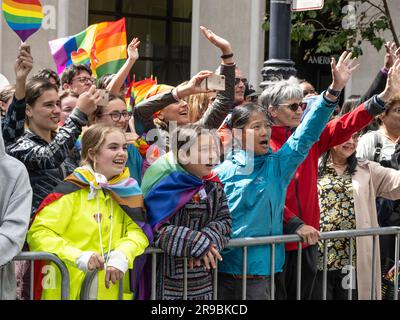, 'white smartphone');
97,89,109,107
200,74,226,91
